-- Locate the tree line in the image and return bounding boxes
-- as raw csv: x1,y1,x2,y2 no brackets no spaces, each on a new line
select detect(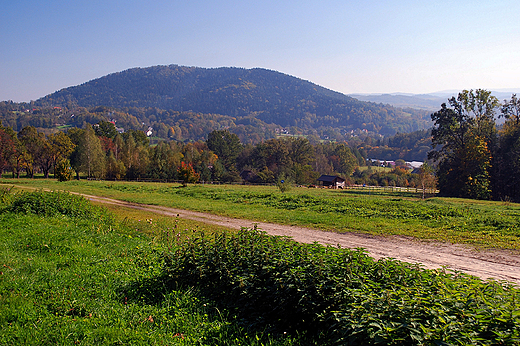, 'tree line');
0,119,440,191
0,122,359,184
429,89,520,202
1,100,433,162
5,88,518,201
